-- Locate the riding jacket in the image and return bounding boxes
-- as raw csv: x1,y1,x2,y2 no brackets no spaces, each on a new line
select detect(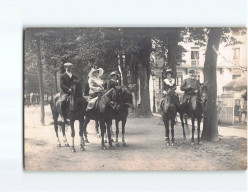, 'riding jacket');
180,77,201,95
60,72,78,95
163,78,176,93
107,79,119,91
